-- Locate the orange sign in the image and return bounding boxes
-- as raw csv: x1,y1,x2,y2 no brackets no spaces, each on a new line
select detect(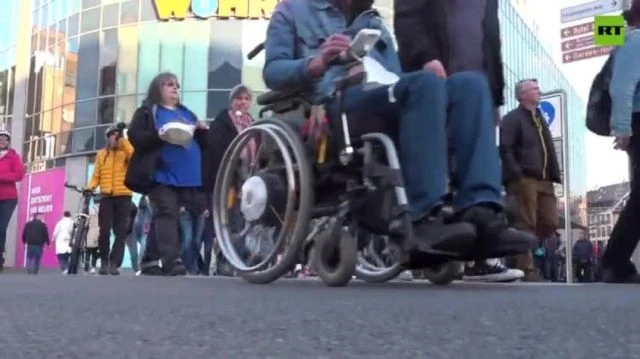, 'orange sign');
153,0,279,20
